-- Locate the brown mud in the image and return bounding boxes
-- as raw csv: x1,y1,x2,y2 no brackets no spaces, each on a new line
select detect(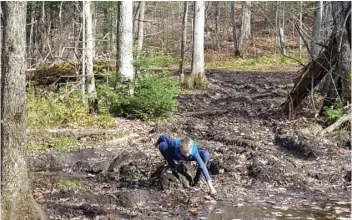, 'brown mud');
28,70,351,219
